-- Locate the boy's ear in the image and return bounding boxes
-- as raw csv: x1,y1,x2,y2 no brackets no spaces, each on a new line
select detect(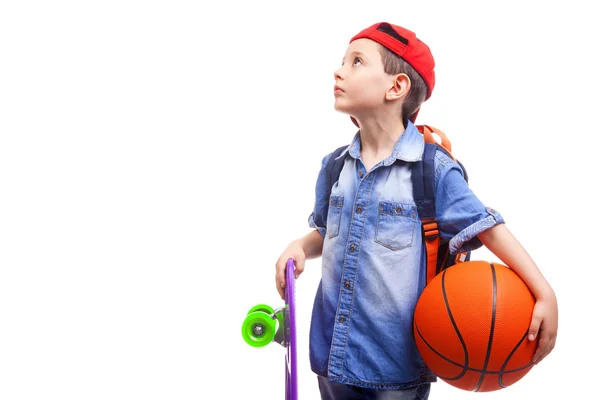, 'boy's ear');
386,73,411,101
